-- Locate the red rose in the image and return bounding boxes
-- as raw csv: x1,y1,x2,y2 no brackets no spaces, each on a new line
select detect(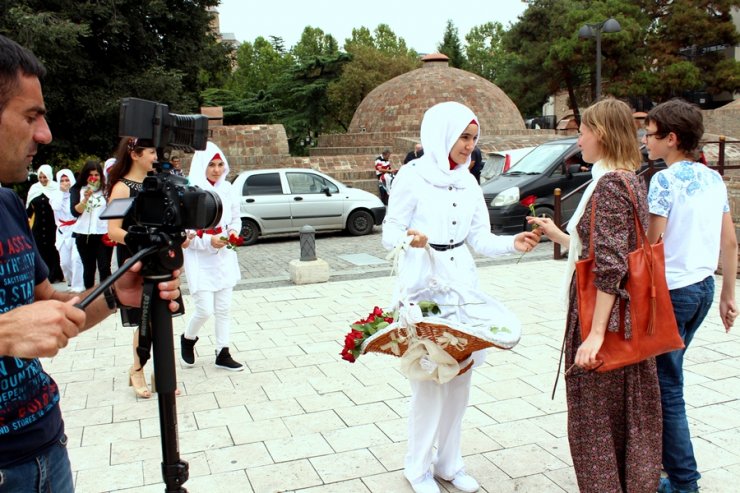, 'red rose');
384,317,394,323
372,306,383,316
520,195,536,208
340,349,356,362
